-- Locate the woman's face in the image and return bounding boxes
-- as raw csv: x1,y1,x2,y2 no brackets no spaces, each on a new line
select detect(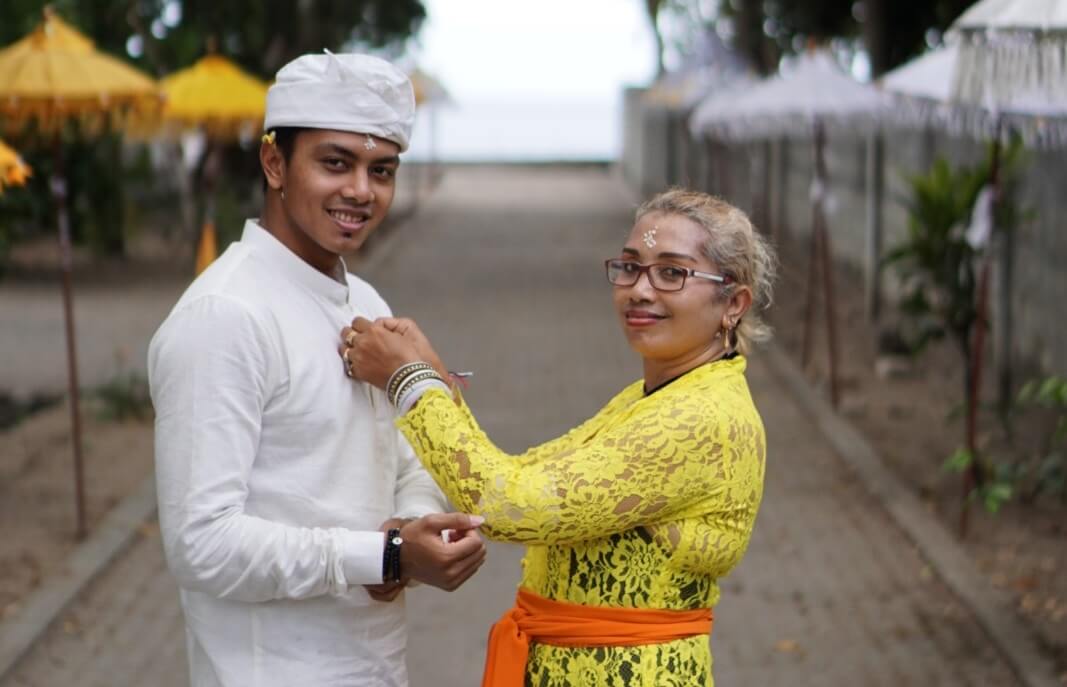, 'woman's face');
611,211,730,364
